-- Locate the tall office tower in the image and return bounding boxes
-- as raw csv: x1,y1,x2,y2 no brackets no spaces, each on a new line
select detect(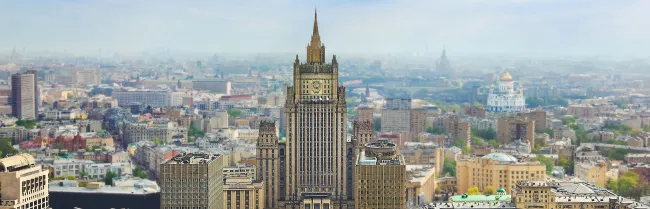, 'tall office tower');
0,154,50,209
160,153,223,209
11,72,37,120
355,139,406,208
283,9,350,208
256,121,280,208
